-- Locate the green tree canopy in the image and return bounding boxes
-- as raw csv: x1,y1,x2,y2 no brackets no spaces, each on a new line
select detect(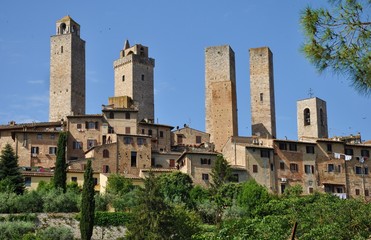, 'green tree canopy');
301,0,371,95
54,131,68,192
0,144,24,194
158,171,194,206
106,174,134,196
210,155,234,190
